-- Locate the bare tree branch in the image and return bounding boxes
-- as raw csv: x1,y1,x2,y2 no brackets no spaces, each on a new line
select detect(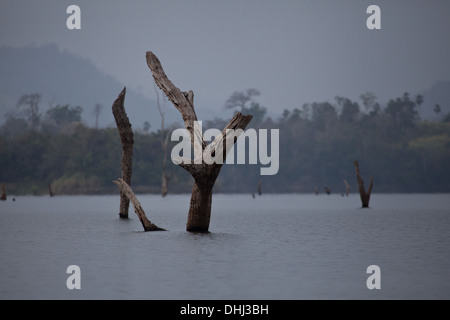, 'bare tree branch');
146,51,253,232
